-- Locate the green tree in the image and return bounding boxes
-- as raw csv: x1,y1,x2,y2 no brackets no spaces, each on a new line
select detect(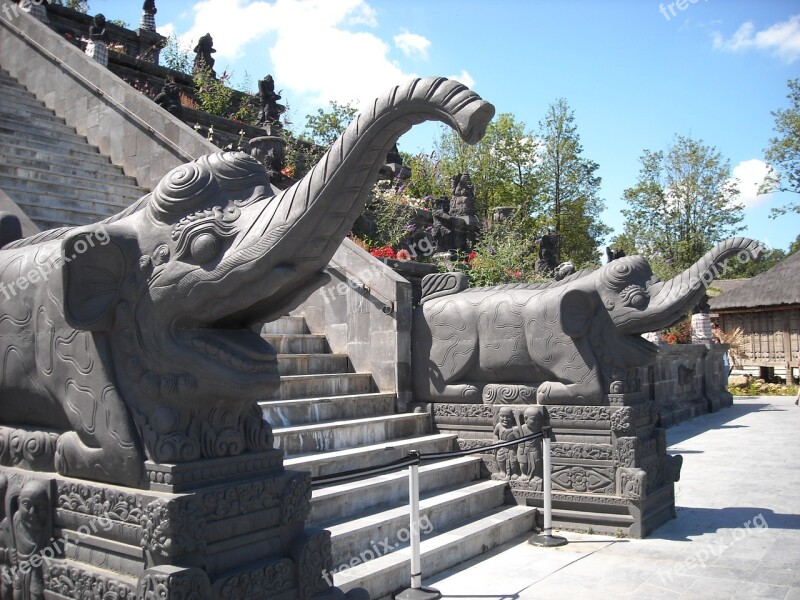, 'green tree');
621,135,743,273
303,100,358,147
532,99,610,266
763,78,800,216
789,234,800,255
